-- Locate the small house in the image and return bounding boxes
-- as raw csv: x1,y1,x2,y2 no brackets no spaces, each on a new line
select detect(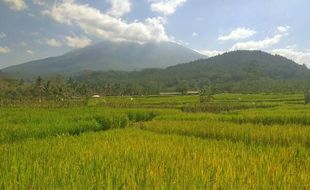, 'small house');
92,95,100,98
